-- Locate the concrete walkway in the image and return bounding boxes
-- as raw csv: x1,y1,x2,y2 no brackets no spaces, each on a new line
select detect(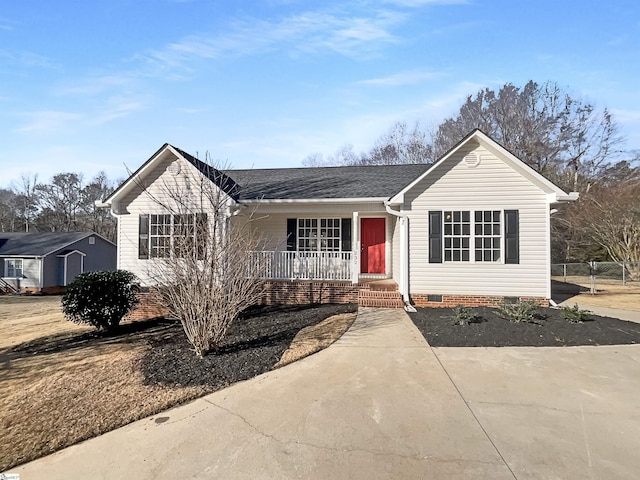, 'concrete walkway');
14,308,514,479
12,307,640,479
